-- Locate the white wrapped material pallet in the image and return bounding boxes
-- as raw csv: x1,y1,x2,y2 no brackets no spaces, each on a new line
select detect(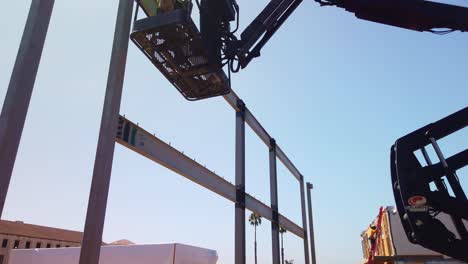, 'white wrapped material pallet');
8,243,218,264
